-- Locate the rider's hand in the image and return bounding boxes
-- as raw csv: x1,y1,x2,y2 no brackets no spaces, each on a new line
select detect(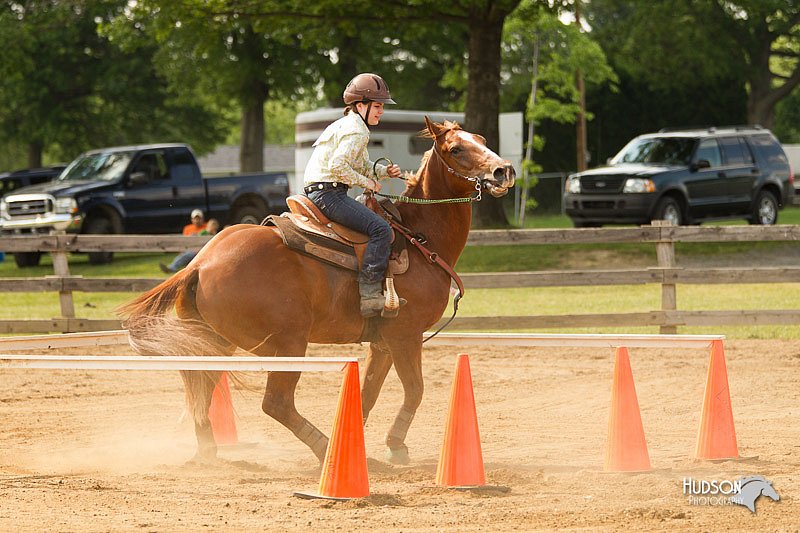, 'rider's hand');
387,164,402,179
368,178,382,193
